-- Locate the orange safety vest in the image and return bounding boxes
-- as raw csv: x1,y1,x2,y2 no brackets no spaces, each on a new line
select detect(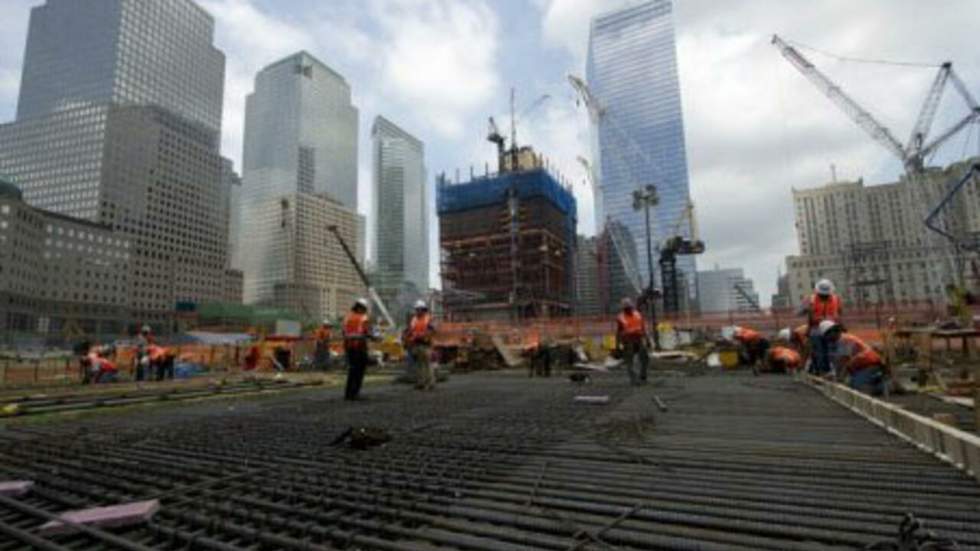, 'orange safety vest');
809,293,841,327
148,344,166,361
617,310,645,340
343,312,369,350
838,334,881,373
735,327,762,344
314,327,331,342
408,314,432,344
768,346,802,369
